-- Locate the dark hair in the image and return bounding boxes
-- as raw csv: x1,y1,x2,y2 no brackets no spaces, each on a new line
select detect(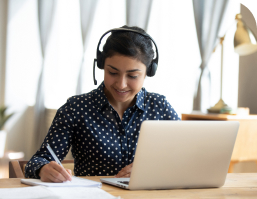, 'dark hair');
101,25,154,69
